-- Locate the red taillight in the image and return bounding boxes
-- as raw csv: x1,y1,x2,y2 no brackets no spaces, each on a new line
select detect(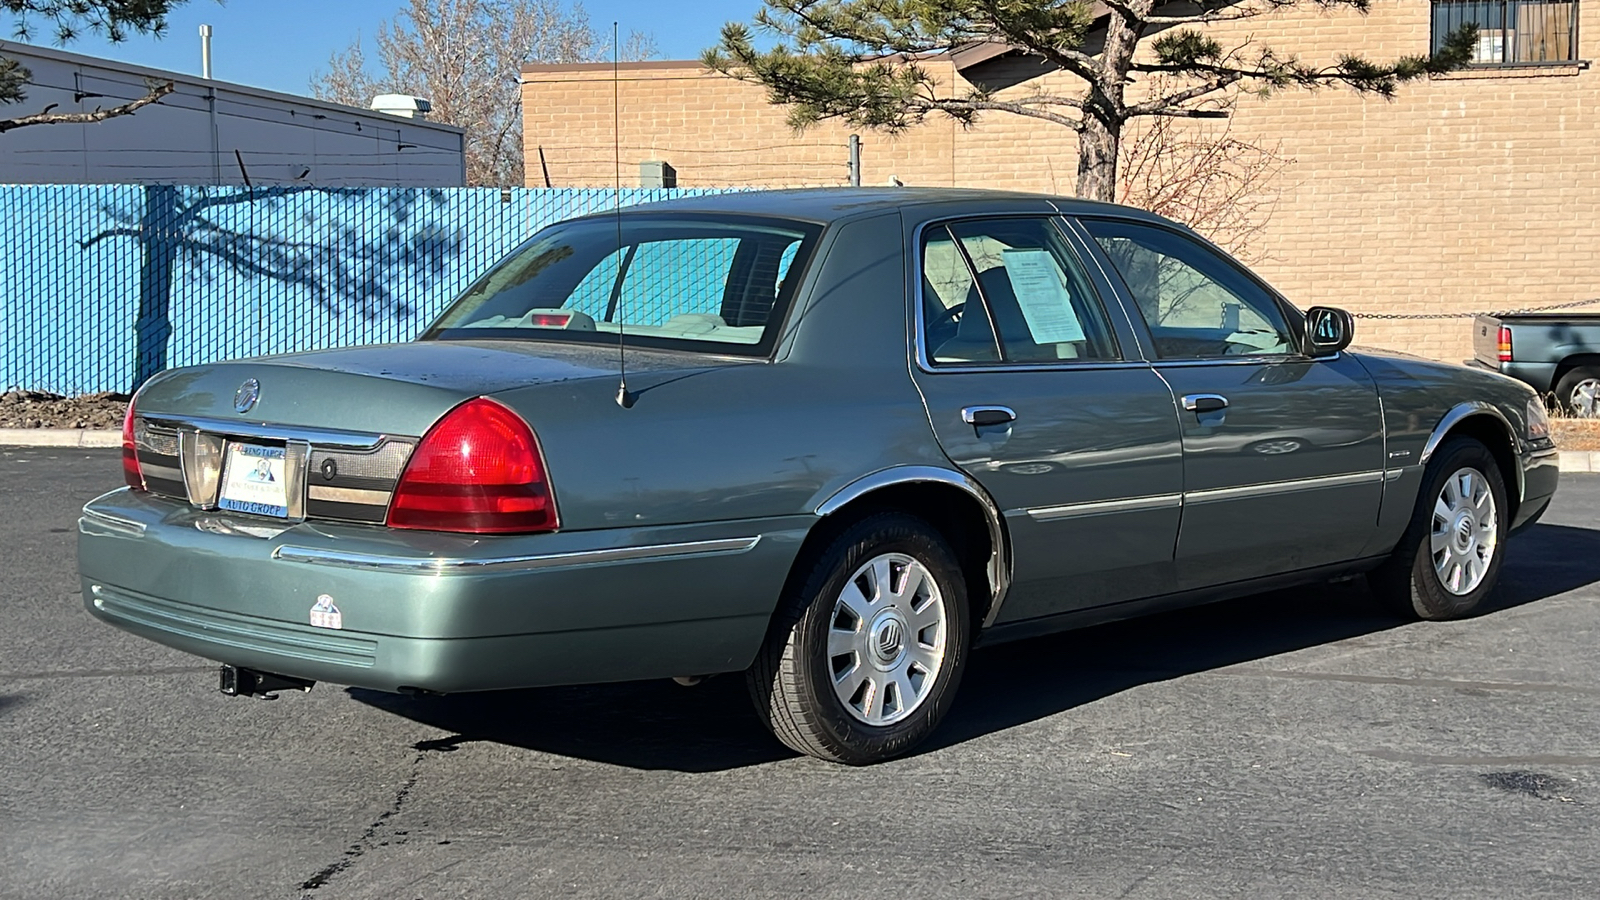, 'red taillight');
121,400,144,490
1498,325,1513,362
386,398,559,534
